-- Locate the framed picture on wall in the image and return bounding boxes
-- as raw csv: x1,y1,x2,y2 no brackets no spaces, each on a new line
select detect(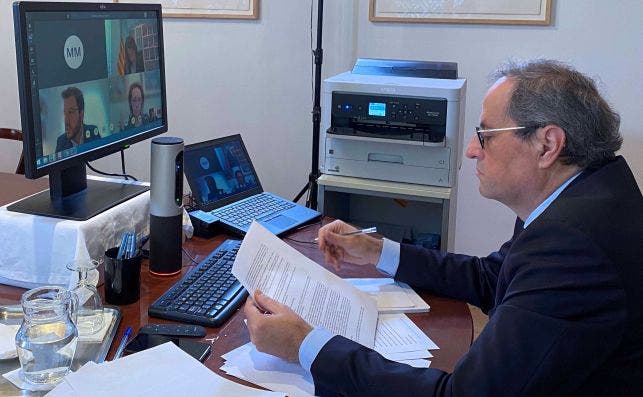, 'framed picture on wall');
114,0,259,19
369,0,551,25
